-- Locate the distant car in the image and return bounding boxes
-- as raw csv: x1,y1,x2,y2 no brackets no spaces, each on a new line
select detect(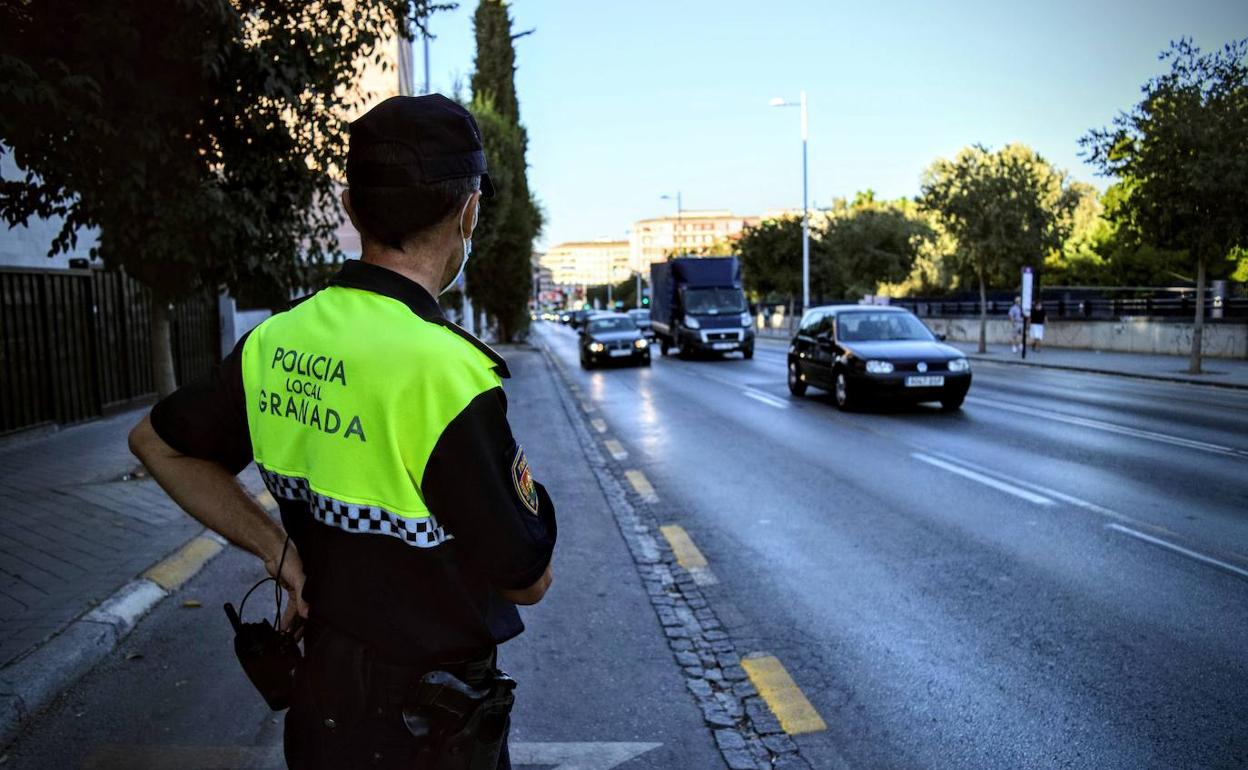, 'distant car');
558,311,573,324
568,309,591,329
627,308,654,338
580,312,651,369
787,305,971,410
